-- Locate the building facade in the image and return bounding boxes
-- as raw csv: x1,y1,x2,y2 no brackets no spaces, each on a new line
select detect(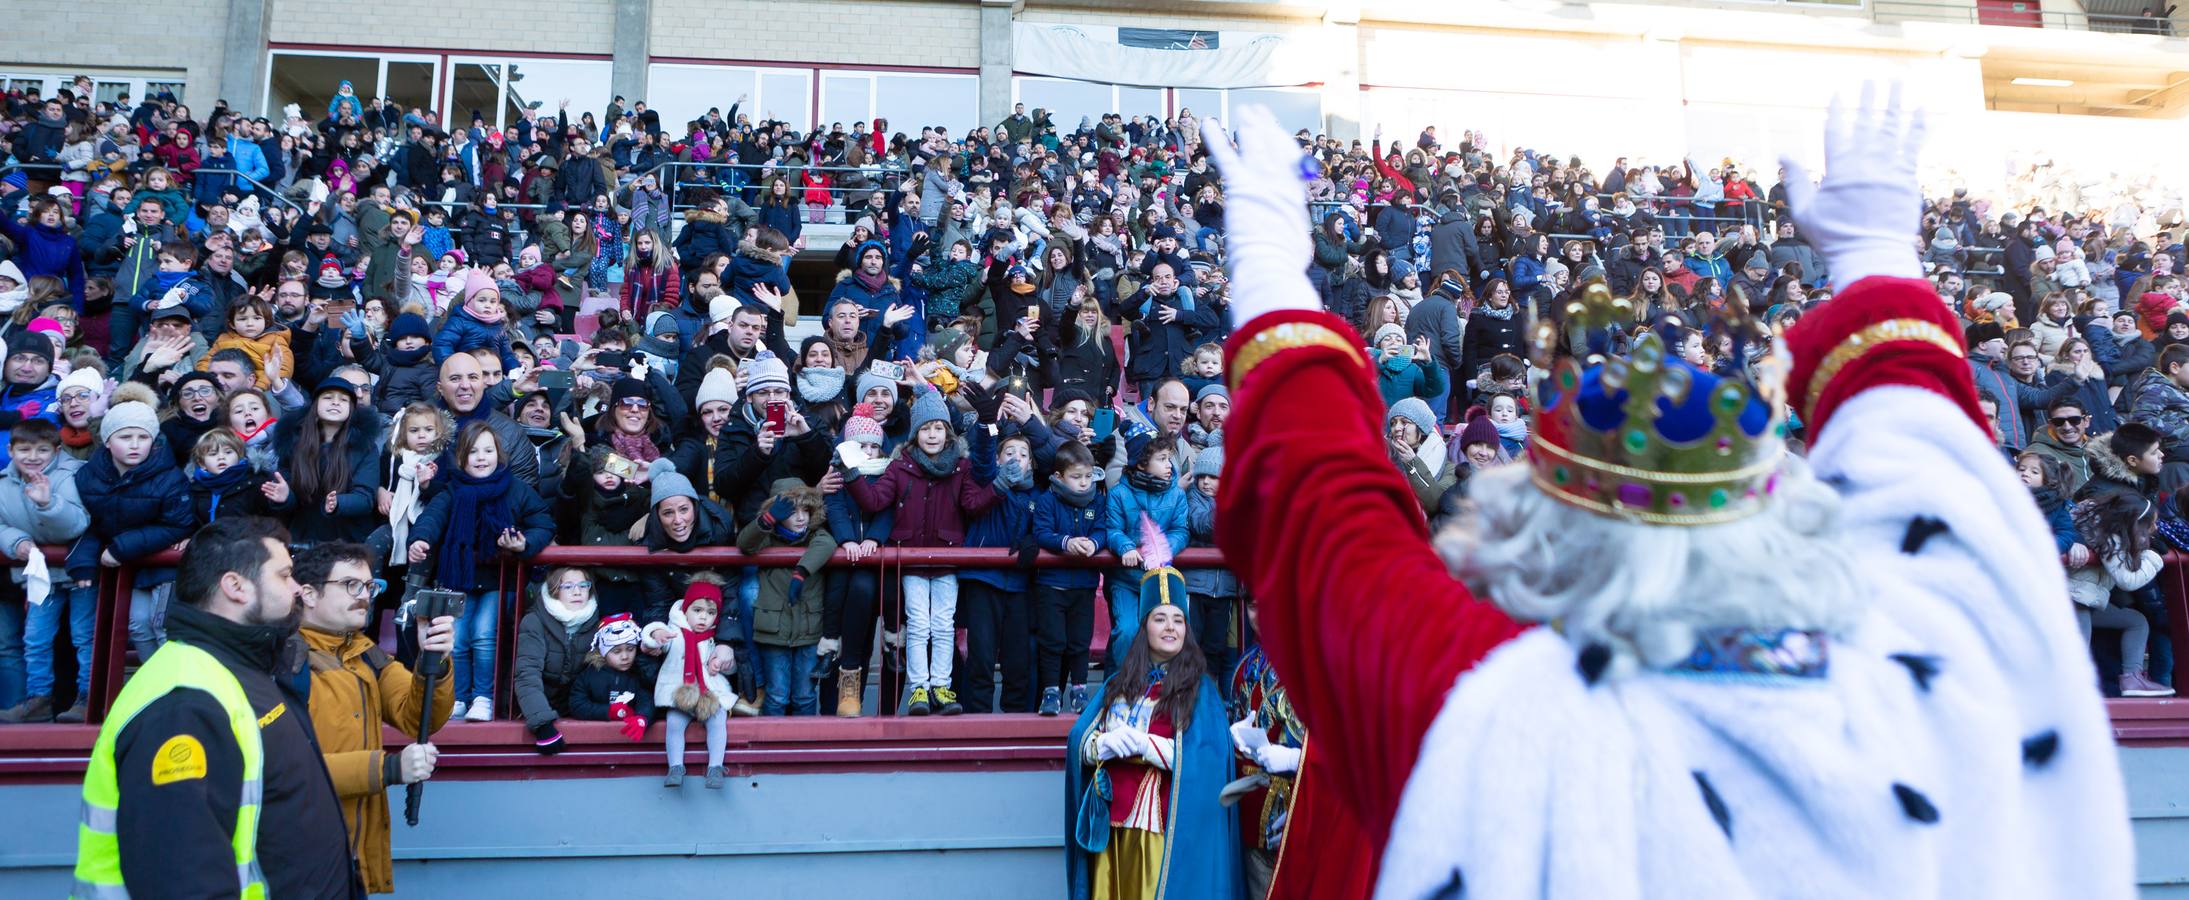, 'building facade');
6,0,2189,195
